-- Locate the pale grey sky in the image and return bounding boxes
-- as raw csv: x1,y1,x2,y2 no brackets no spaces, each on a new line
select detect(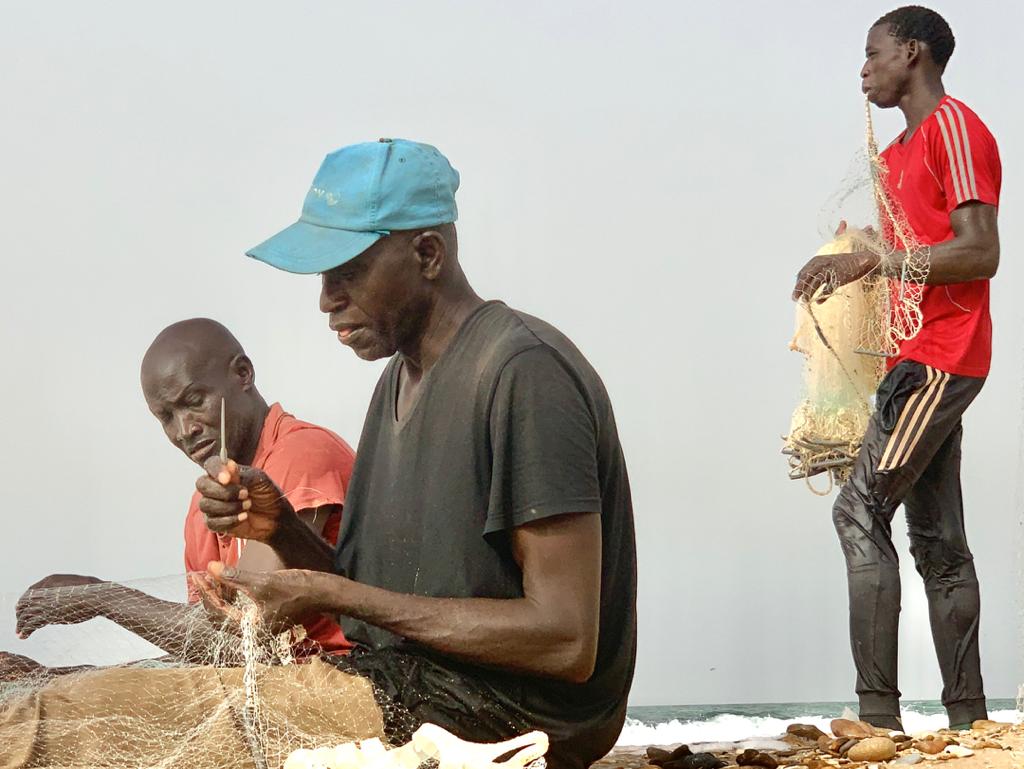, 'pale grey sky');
1,0,1021,706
